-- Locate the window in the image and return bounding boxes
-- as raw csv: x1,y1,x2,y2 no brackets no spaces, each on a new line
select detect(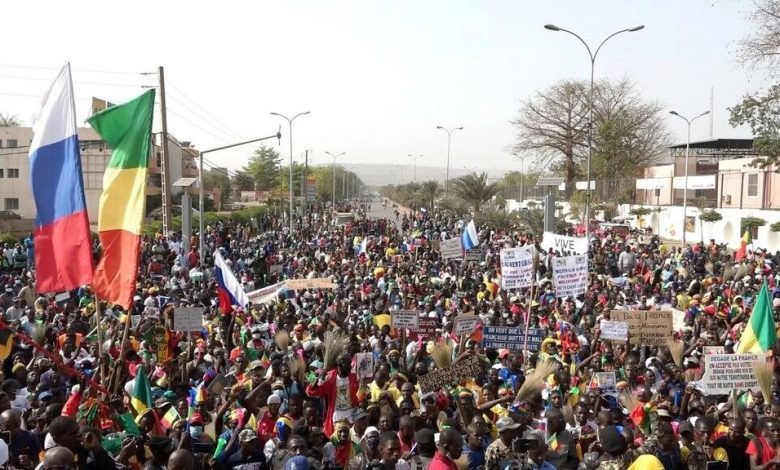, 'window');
747,173,759,197
4,198,18,210
7,169,18,178
654,188,661,198
0,169,4,178
5,139,17,149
